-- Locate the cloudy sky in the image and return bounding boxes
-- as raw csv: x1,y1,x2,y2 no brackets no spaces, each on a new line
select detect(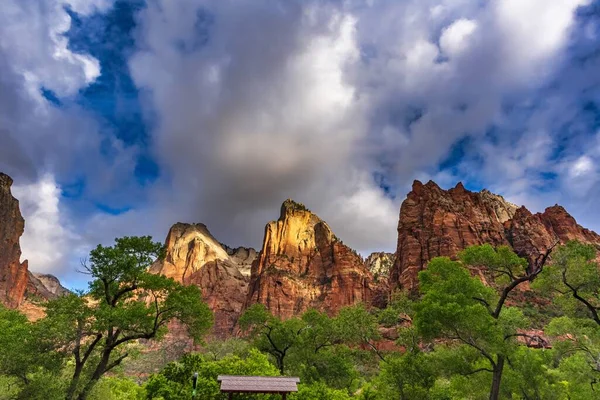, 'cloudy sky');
1,0,599,289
